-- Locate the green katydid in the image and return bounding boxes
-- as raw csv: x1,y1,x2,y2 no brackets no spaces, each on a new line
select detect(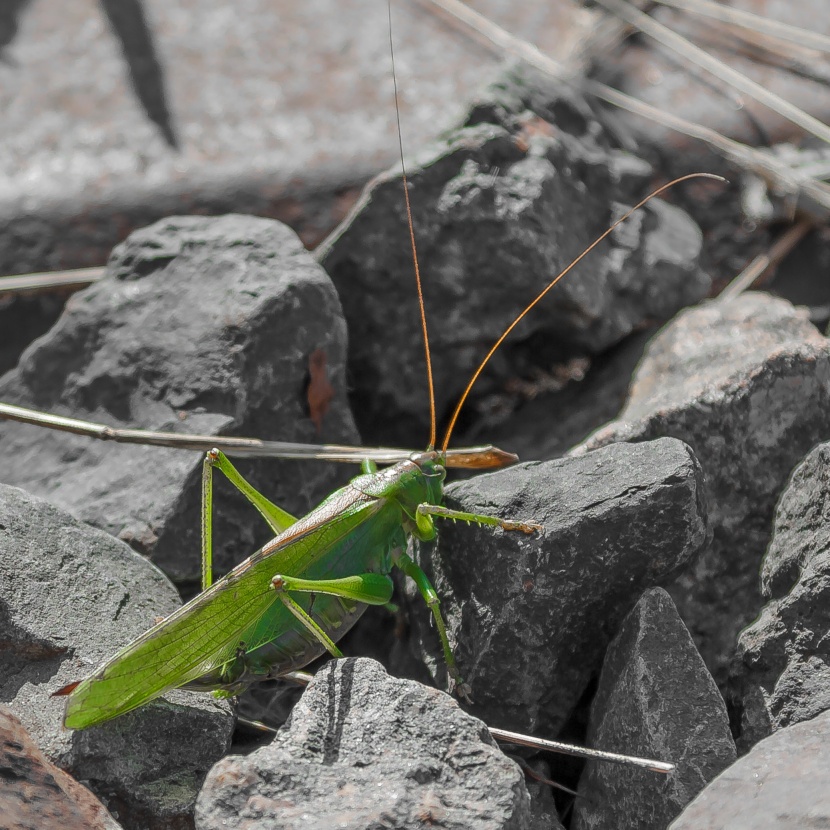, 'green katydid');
39,169,711,756
3,186,714,778
0,3,722,774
